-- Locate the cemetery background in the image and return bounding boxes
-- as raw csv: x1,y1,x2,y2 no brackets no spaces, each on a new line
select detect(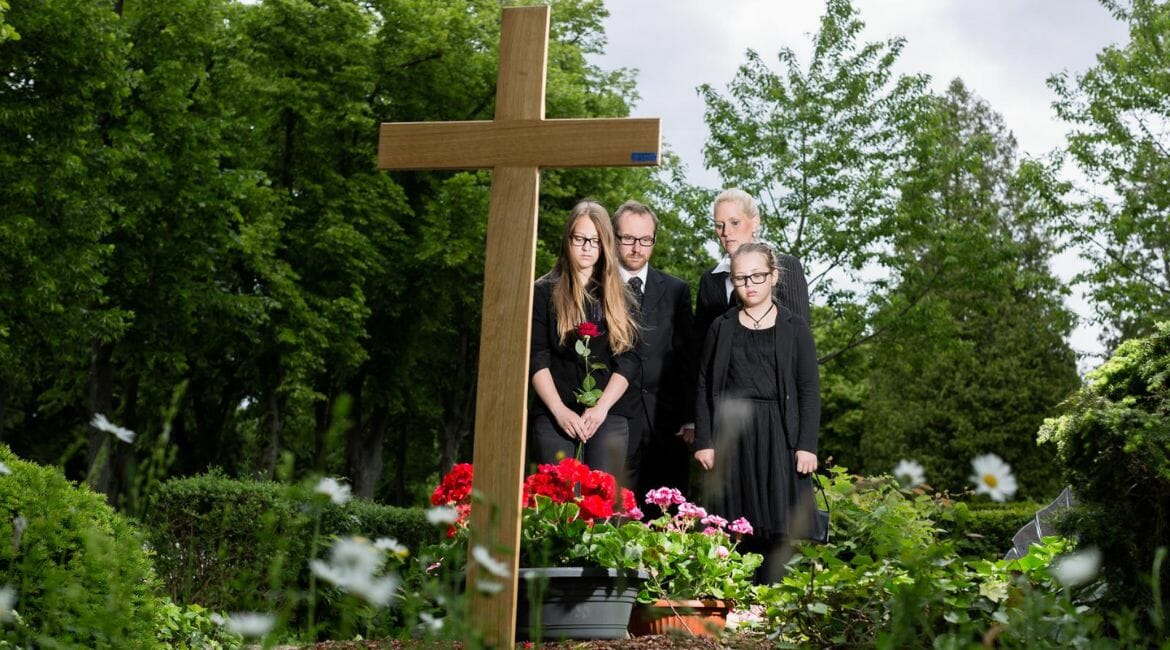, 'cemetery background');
0,0,1167,646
